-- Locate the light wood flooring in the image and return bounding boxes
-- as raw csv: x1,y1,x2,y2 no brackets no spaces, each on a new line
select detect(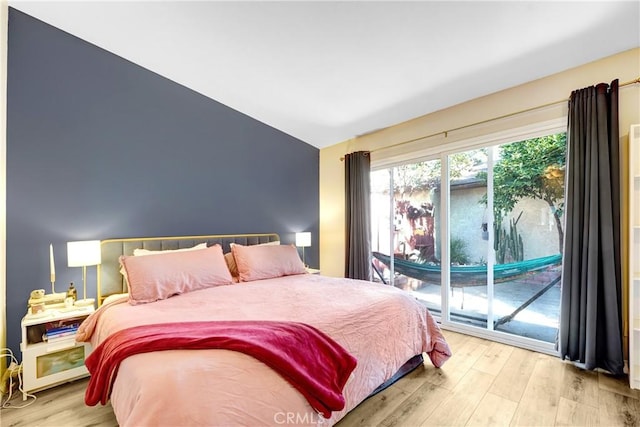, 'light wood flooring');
1,330,638,427
338,330,640,427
